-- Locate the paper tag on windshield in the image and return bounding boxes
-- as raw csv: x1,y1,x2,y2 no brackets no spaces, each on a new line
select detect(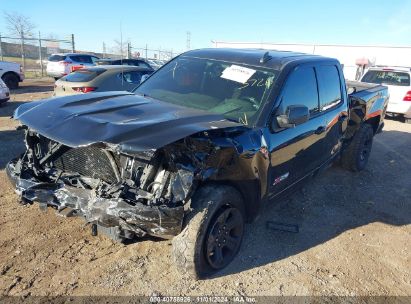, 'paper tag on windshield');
221,65,256,84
